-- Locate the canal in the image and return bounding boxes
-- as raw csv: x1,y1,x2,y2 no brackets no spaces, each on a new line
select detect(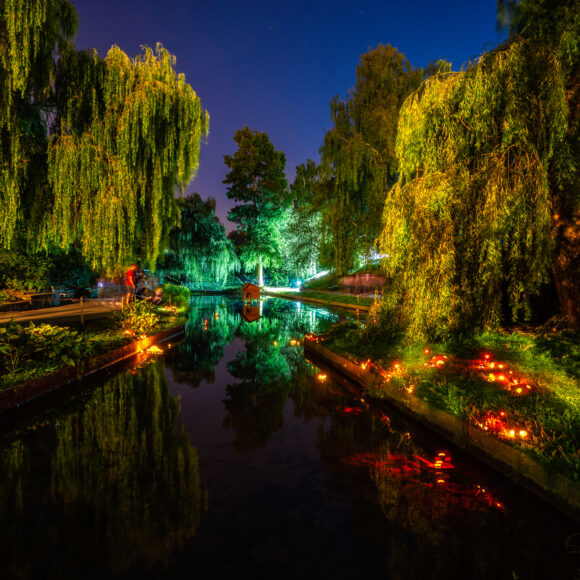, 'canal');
0,296,578,579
